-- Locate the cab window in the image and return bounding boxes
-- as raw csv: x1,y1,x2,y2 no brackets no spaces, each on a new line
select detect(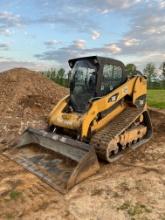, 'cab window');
101,64,123,96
